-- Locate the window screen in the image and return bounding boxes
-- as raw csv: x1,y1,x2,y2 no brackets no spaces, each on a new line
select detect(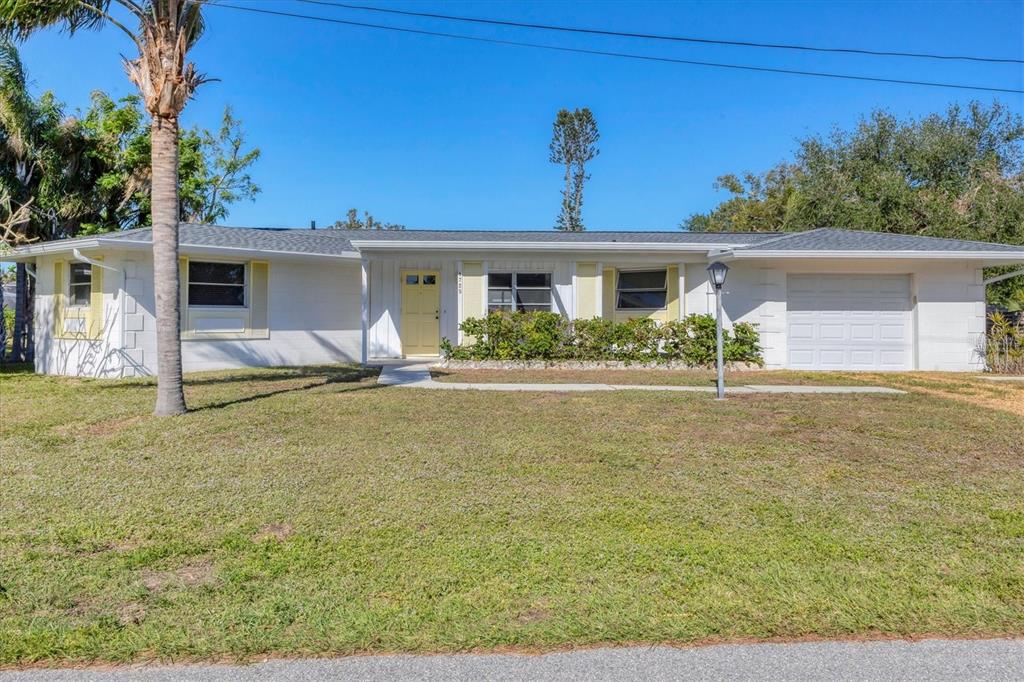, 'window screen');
69,263,92,307
487,272,551,312
188,262,245,307
616,269,667,310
